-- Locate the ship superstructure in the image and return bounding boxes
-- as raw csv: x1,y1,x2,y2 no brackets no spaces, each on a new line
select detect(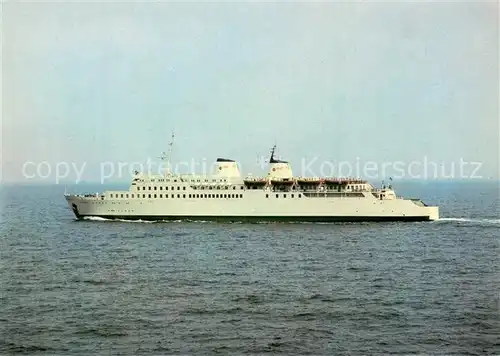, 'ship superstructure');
65,145,439,222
